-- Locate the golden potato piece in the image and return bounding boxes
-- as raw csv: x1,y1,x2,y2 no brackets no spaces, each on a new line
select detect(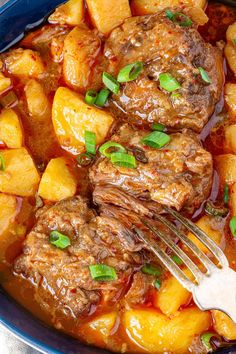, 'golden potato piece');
86,0,131,34
225,83,236,116
215,154,236,185
24,79,51,119
80,312,117,346
187,215,223,254
213,310,236,340
154,271,191,316
63,26,101,91
225,22,236,75
0,148,40,197
5,49,45,79
0,72,11,94
0,193,18,235
225,124,236,153
0,108,23,148
48,0,84,26
38,157,77,201
123,307,211,353
52,87,114,154
131,0,206,15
